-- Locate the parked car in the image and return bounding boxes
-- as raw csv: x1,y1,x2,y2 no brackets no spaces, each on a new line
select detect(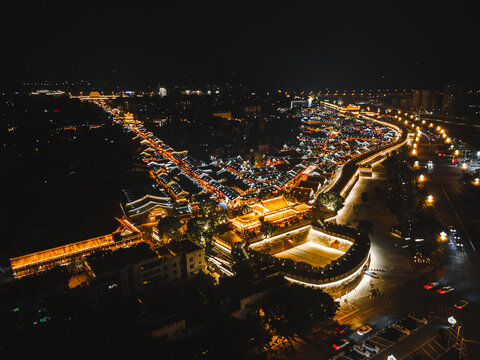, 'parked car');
392,323,411,335
408,312,428,324
353,344,371,358
362,341,380,354
332,338,349,350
